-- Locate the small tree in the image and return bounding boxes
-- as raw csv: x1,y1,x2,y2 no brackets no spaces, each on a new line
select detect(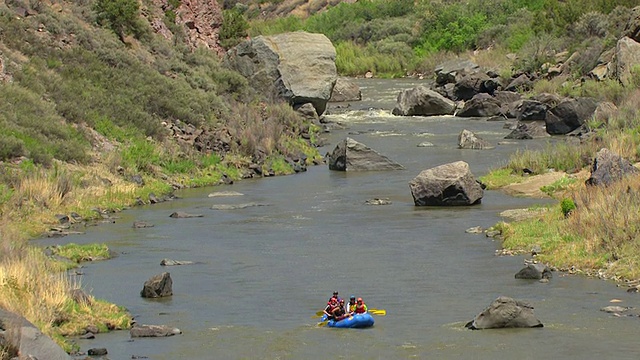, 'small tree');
94,0,141,43
219,8,249,49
